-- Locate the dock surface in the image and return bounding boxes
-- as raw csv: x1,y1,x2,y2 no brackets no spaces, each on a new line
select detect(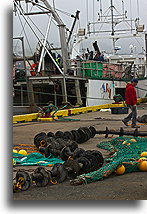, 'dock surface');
13,104,147,200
